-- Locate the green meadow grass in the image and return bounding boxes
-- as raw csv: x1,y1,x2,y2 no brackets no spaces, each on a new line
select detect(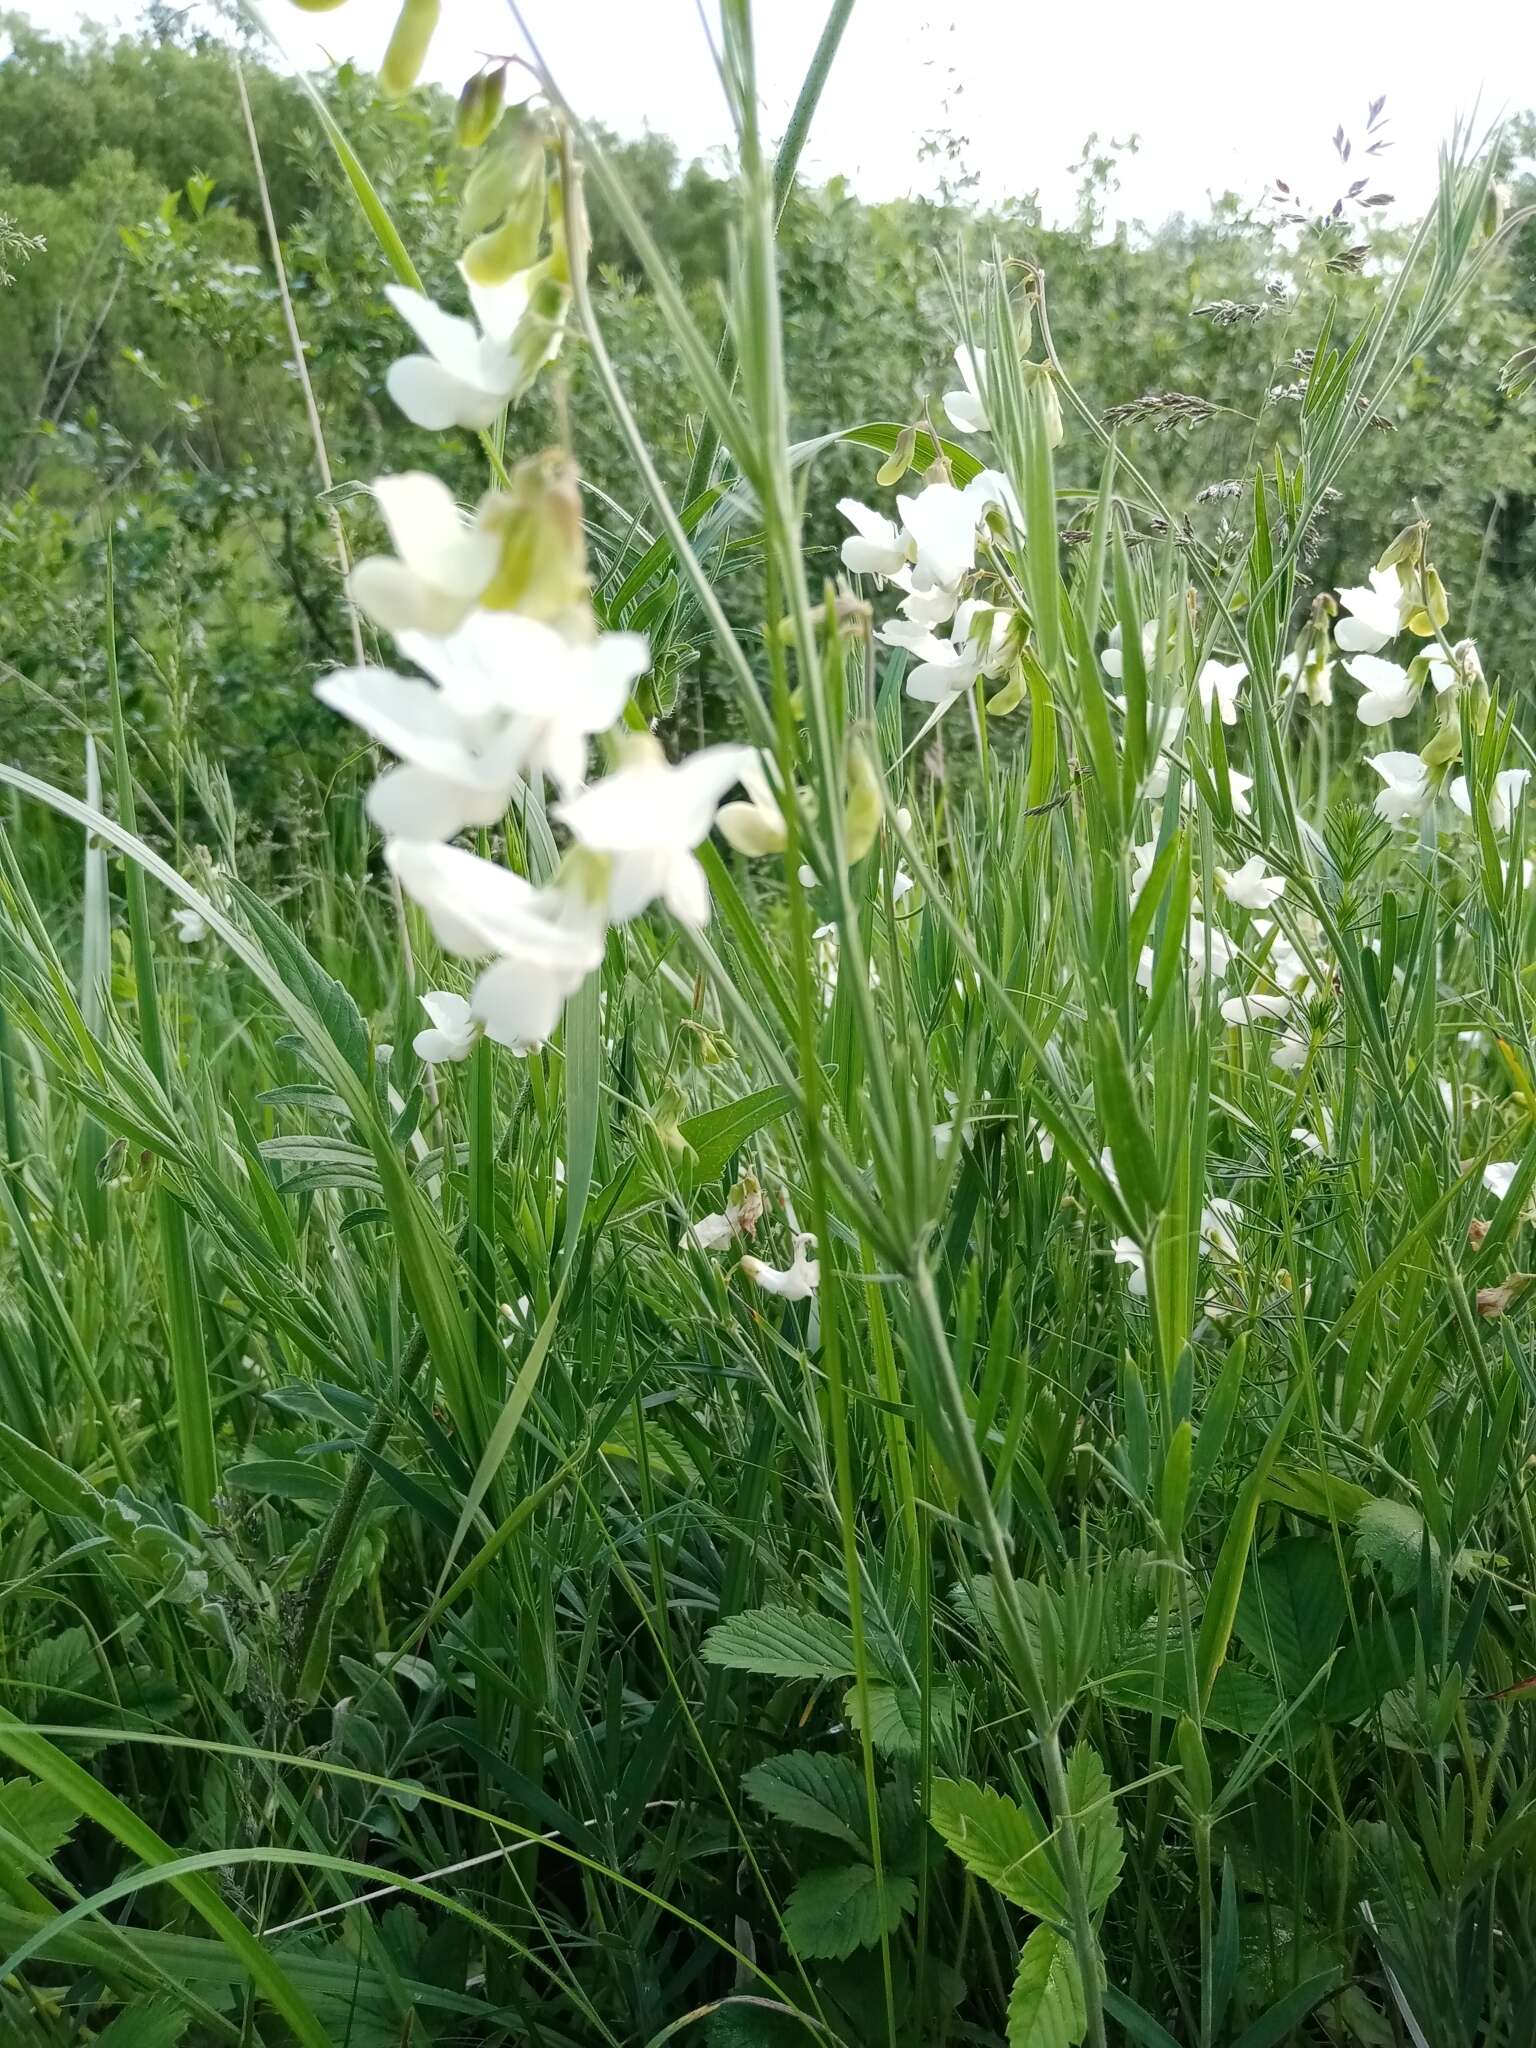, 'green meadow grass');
0,6,1534,2046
